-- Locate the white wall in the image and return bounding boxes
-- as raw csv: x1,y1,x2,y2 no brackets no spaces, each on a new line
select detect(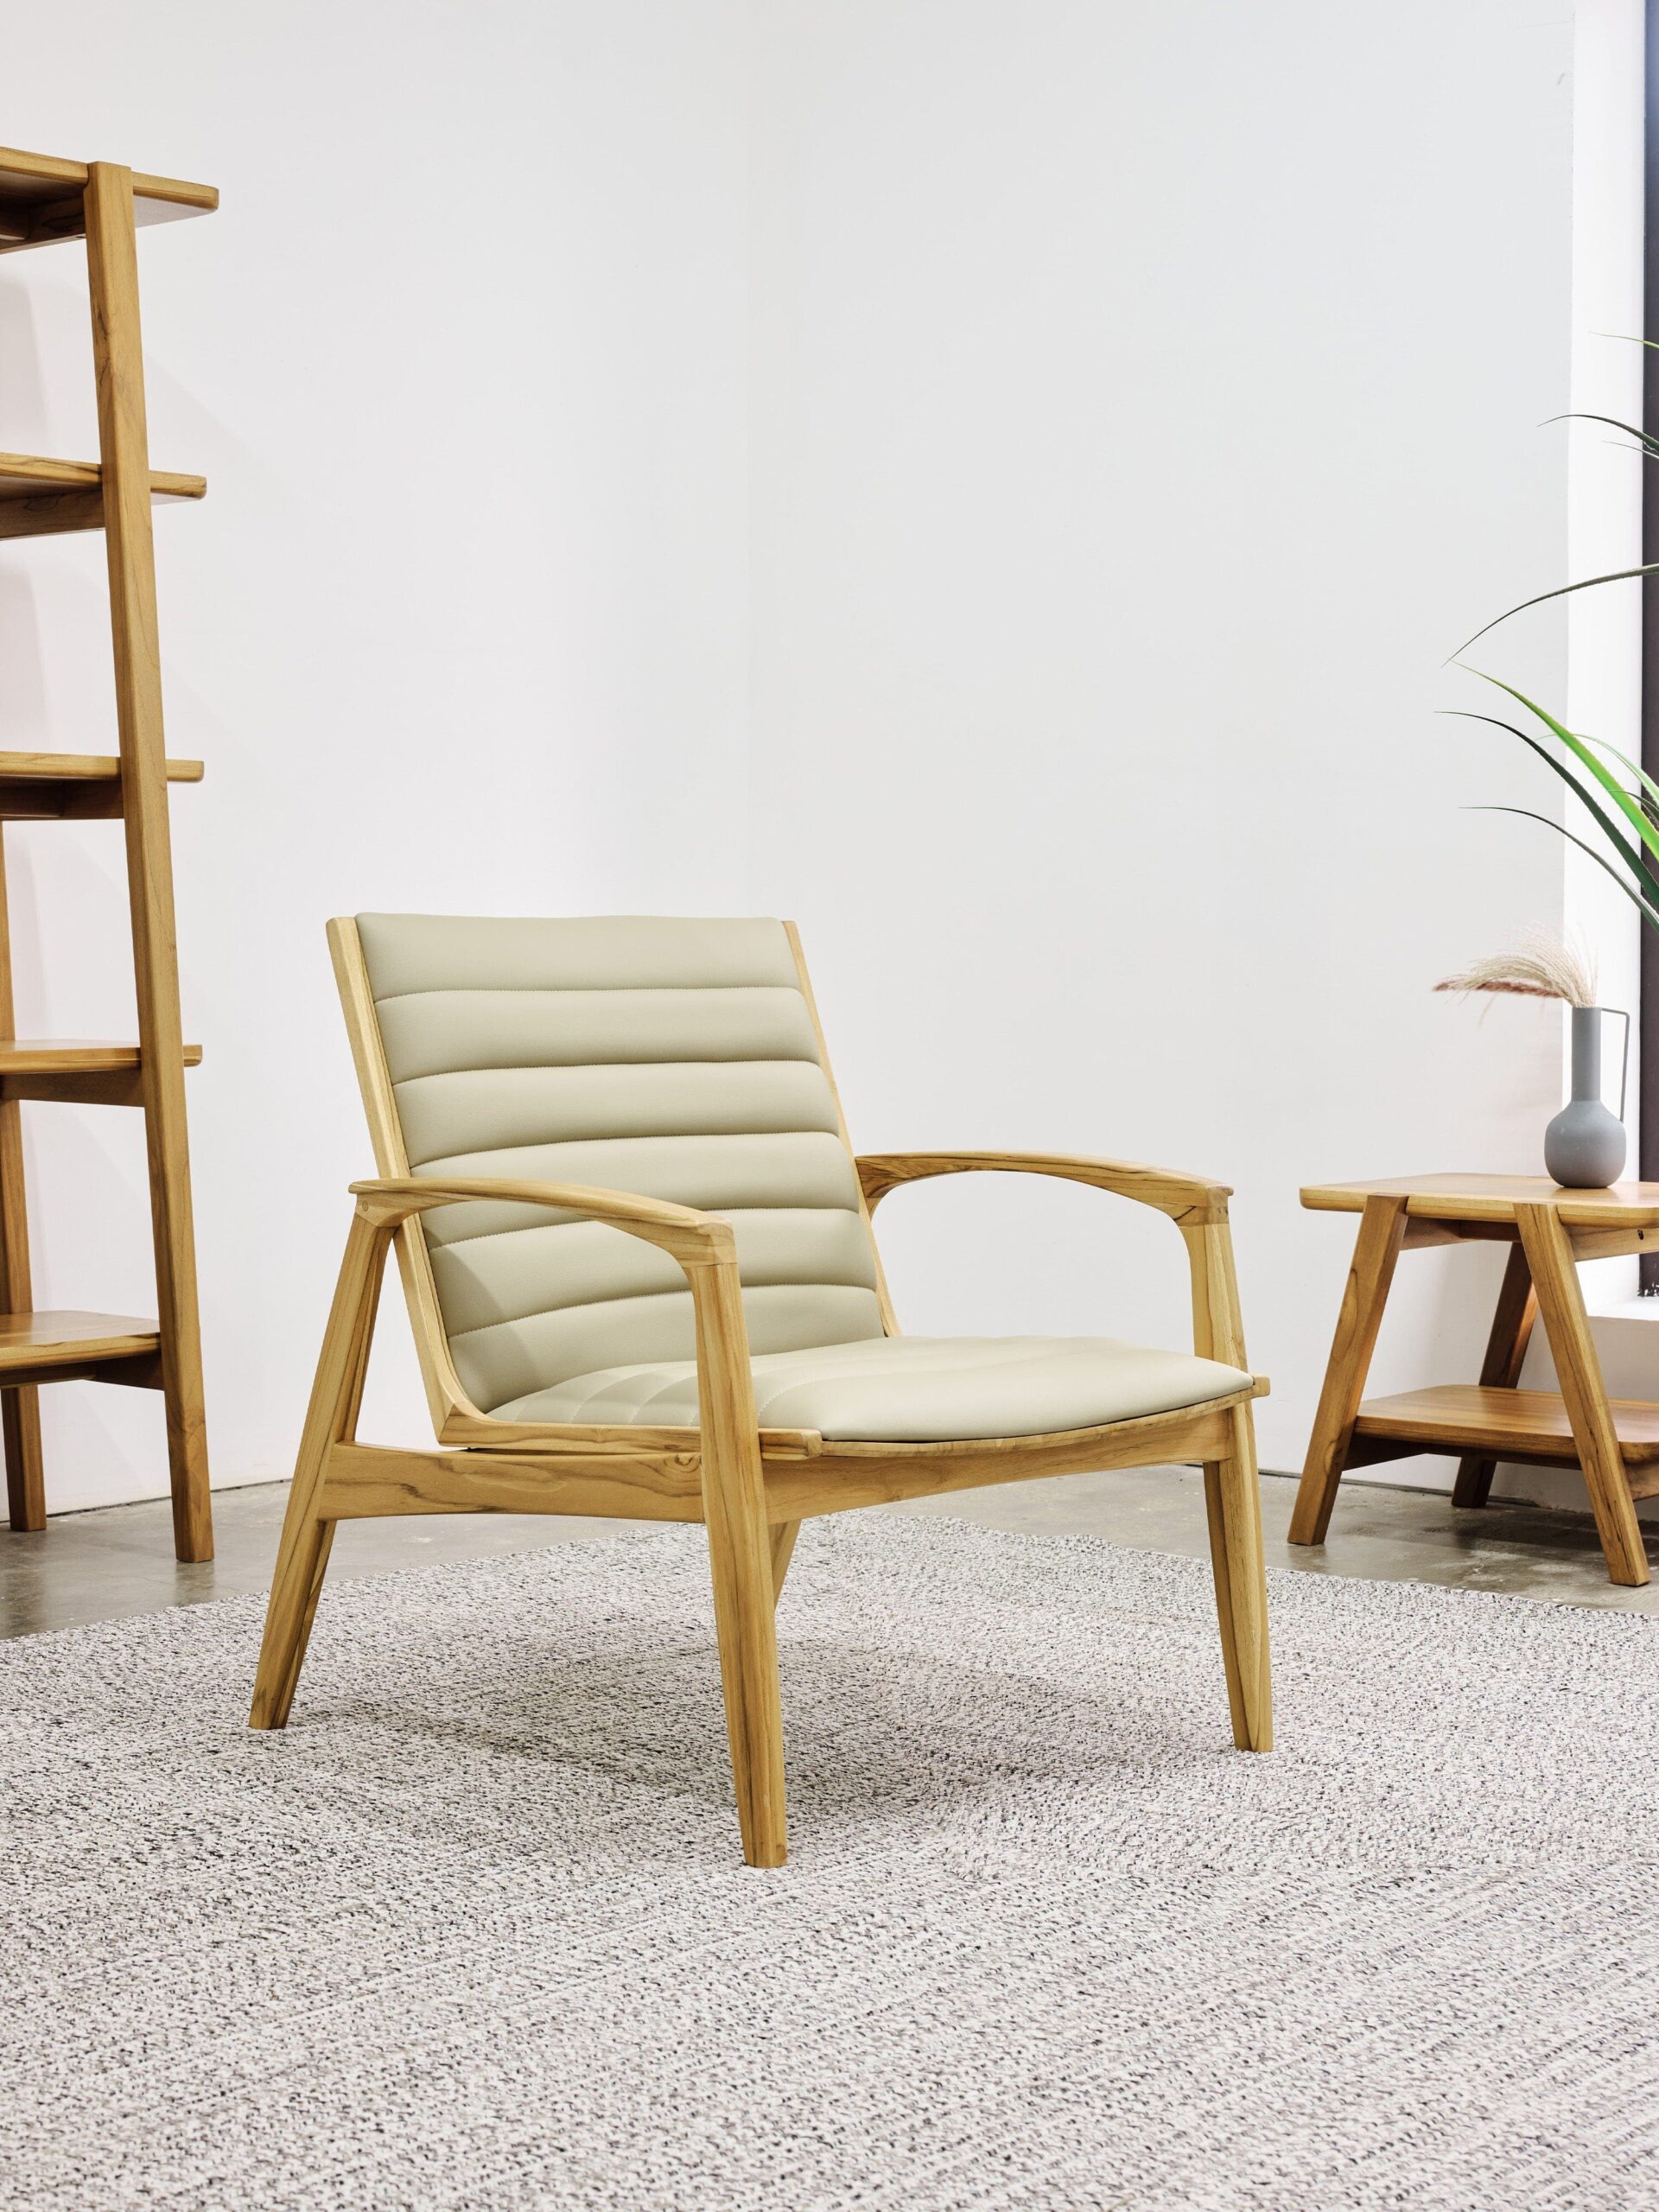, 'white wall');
748,0,1578,1476
1,2,753,1507
0,2,1609,1514
1512,0,1656,1512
